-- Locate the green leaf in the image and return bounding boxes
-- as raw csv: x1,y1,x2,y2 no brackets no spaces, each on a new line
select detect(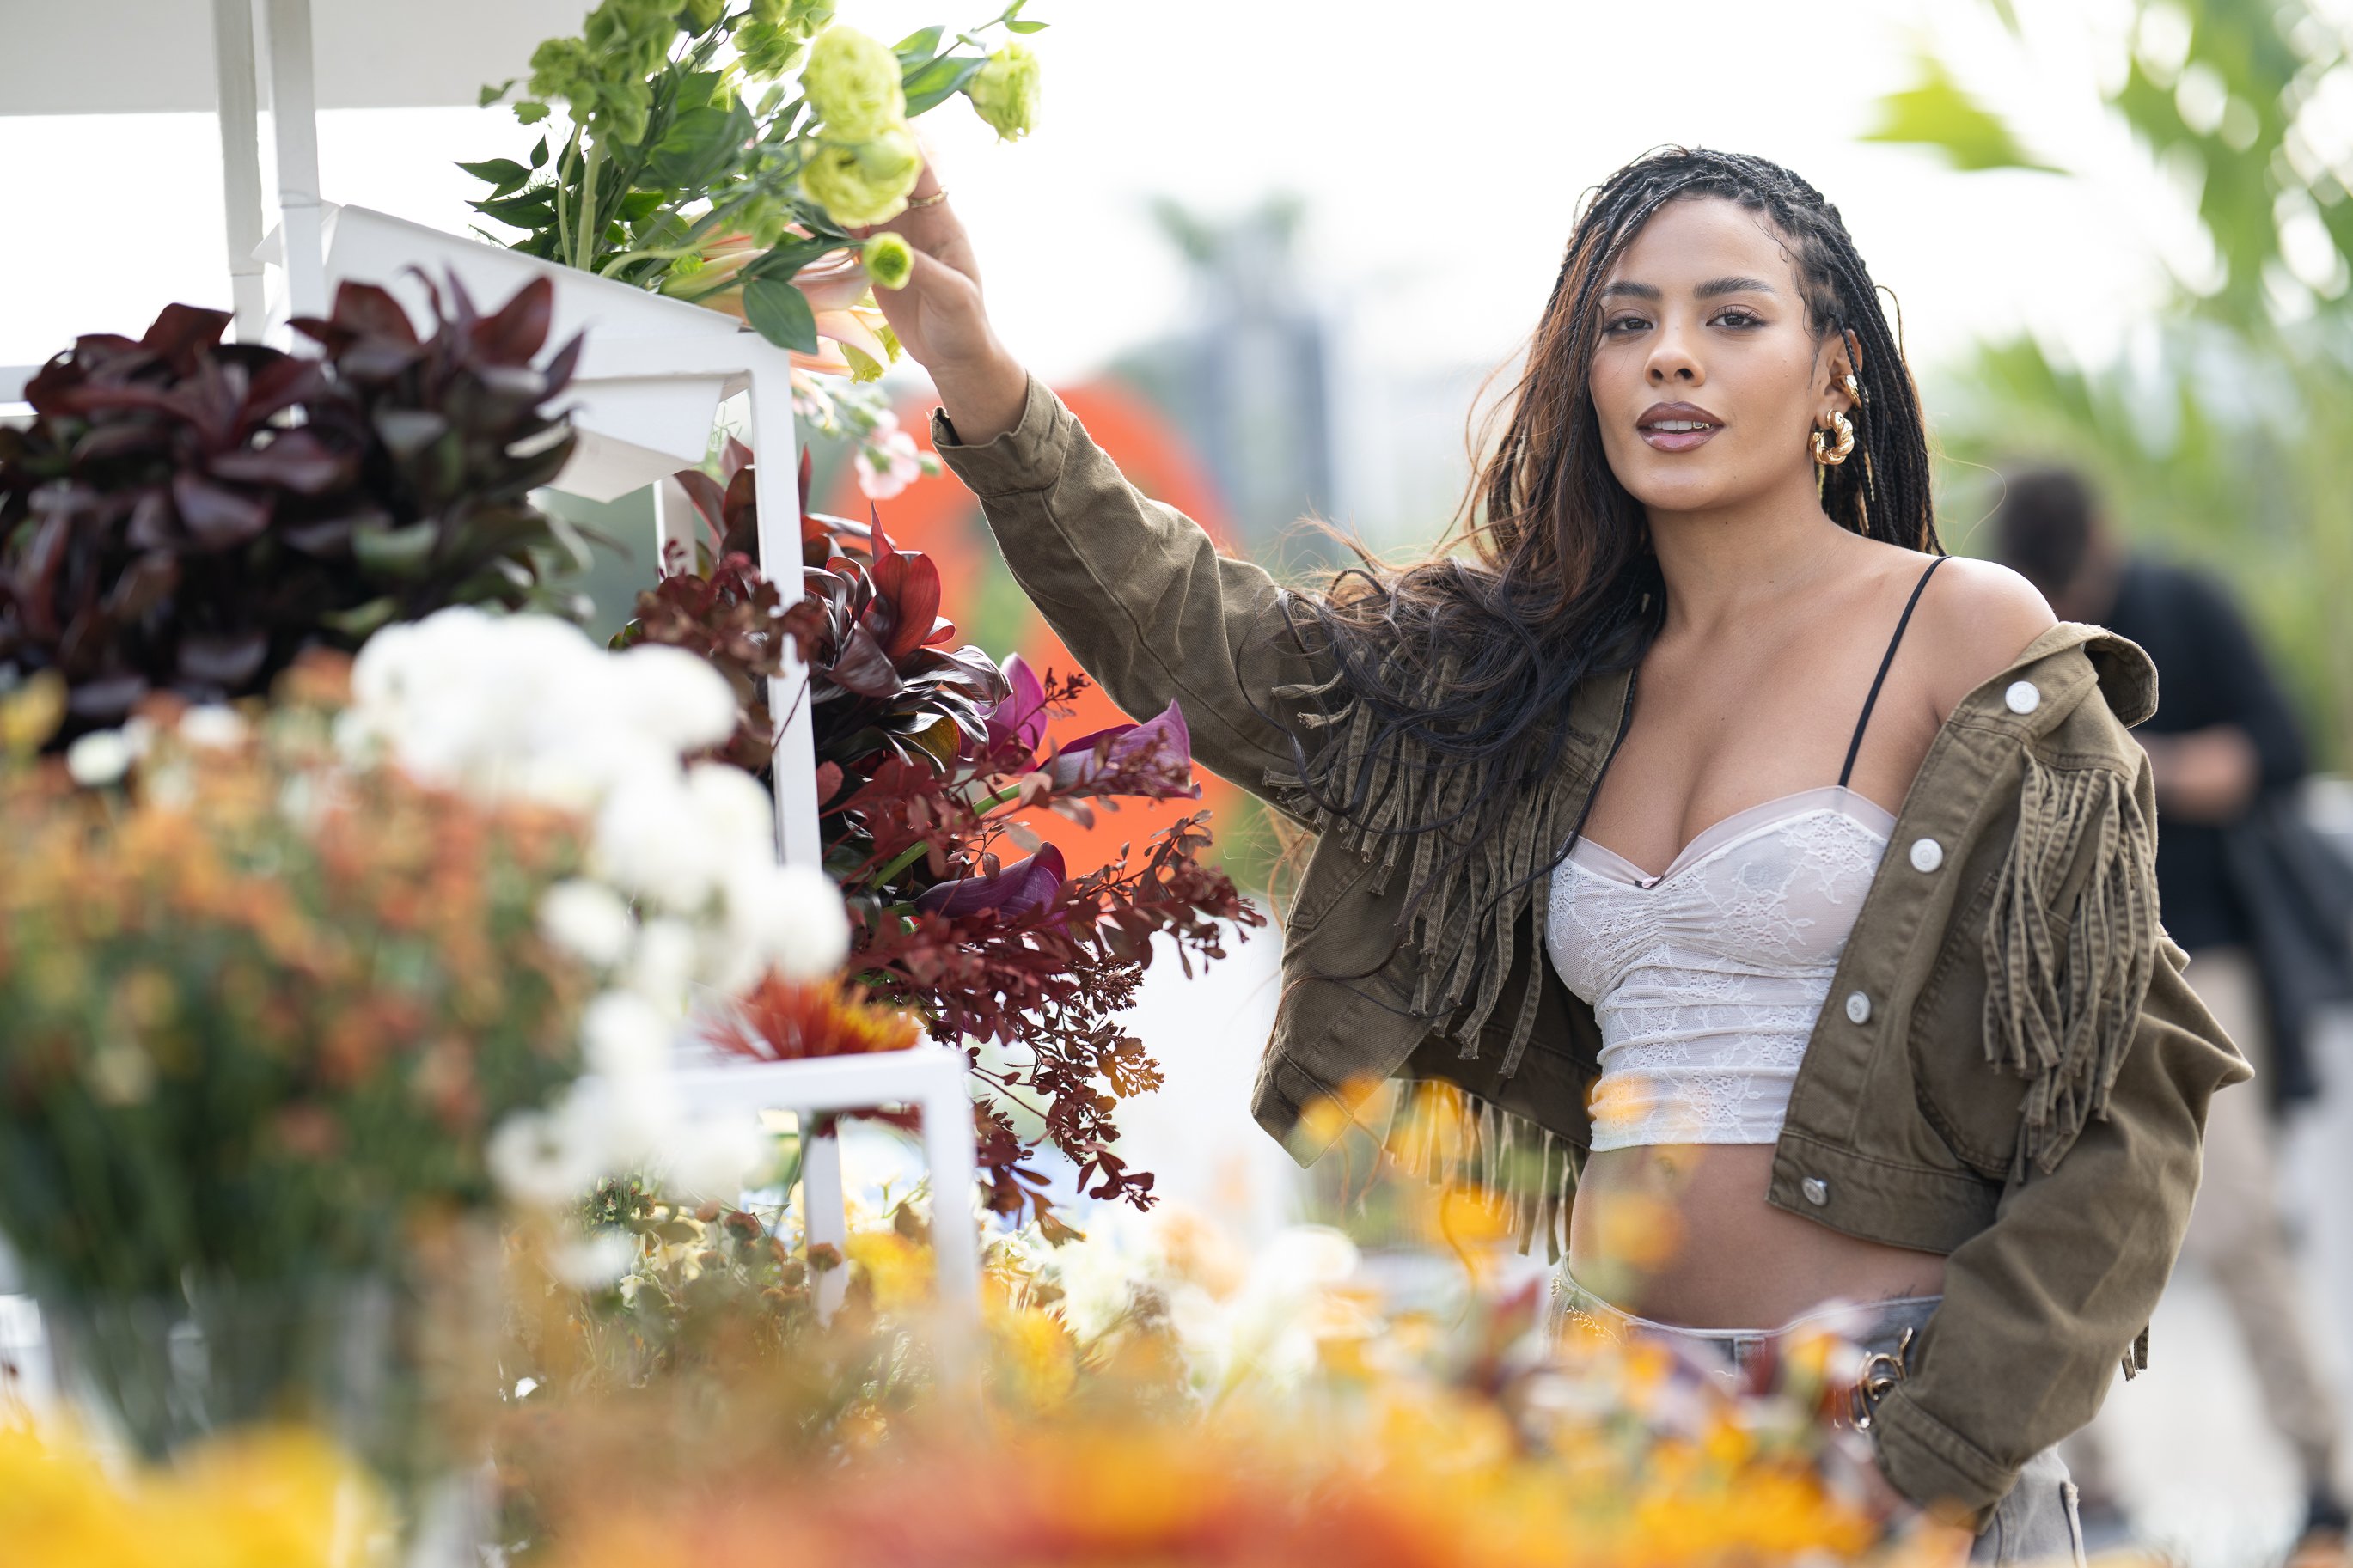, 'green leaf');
1983,0,2020,34
742,235,847,284
456,157,532,194
319,597,400,638
902,56,985,117
742,276,820,353
529,135,549,169
1861,56,2062,174
473,189,557,227
352,520,442,577
642,101,754,192
617,188,666,221
1005,19,1048,33
478,77,516,108
894,25,945,66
